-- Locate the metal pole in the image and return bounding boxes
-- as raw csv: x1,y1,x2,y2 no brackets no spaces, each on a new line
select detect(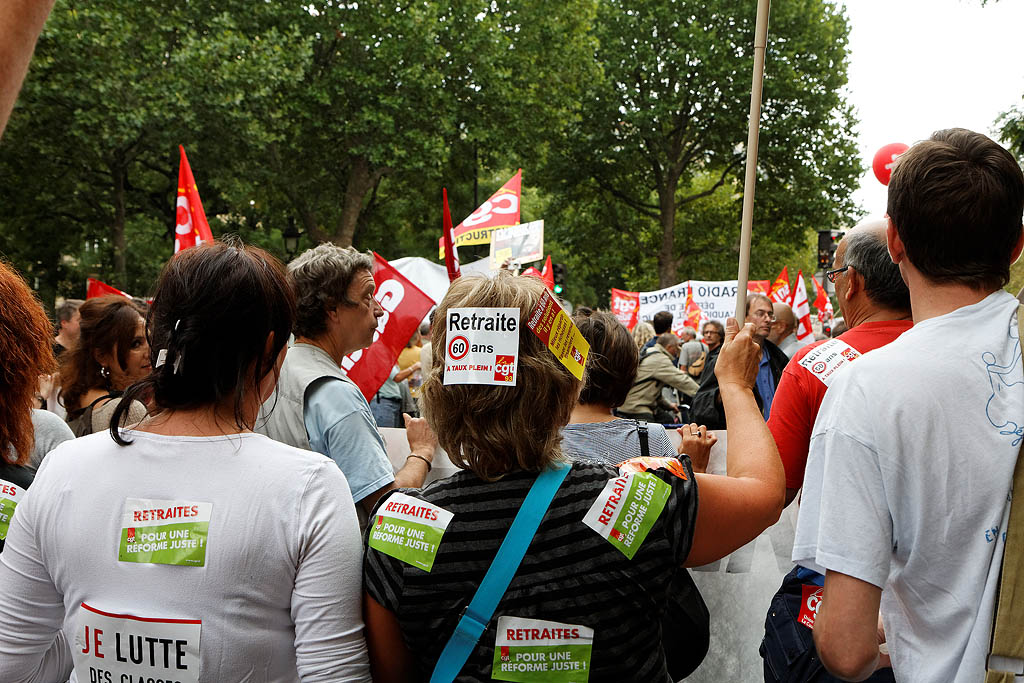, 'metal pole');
735,0,771,322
